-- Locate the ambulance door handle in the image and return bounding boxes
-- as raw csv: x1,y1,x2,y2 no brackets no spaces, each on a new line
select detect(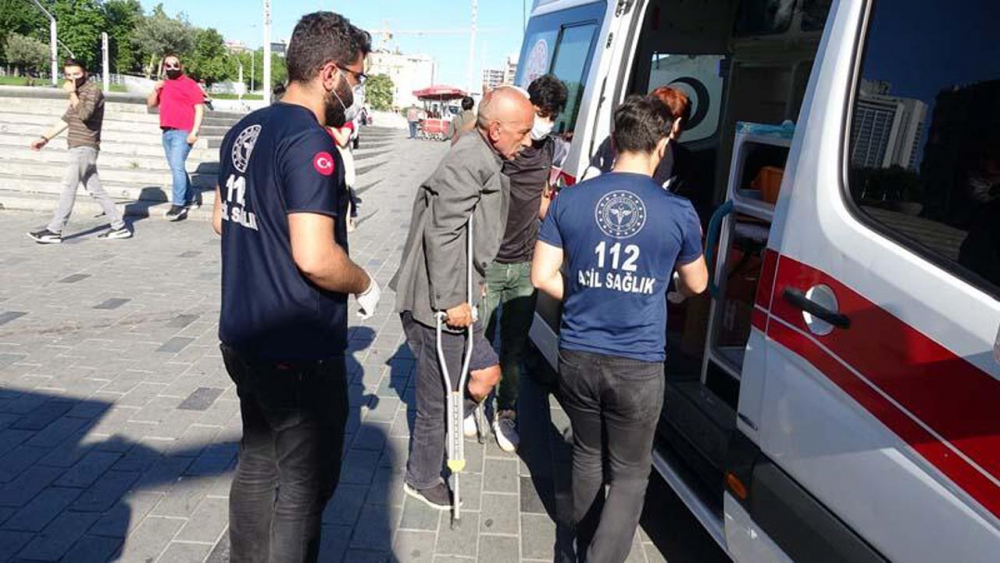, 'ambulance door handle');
783,287,851,330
